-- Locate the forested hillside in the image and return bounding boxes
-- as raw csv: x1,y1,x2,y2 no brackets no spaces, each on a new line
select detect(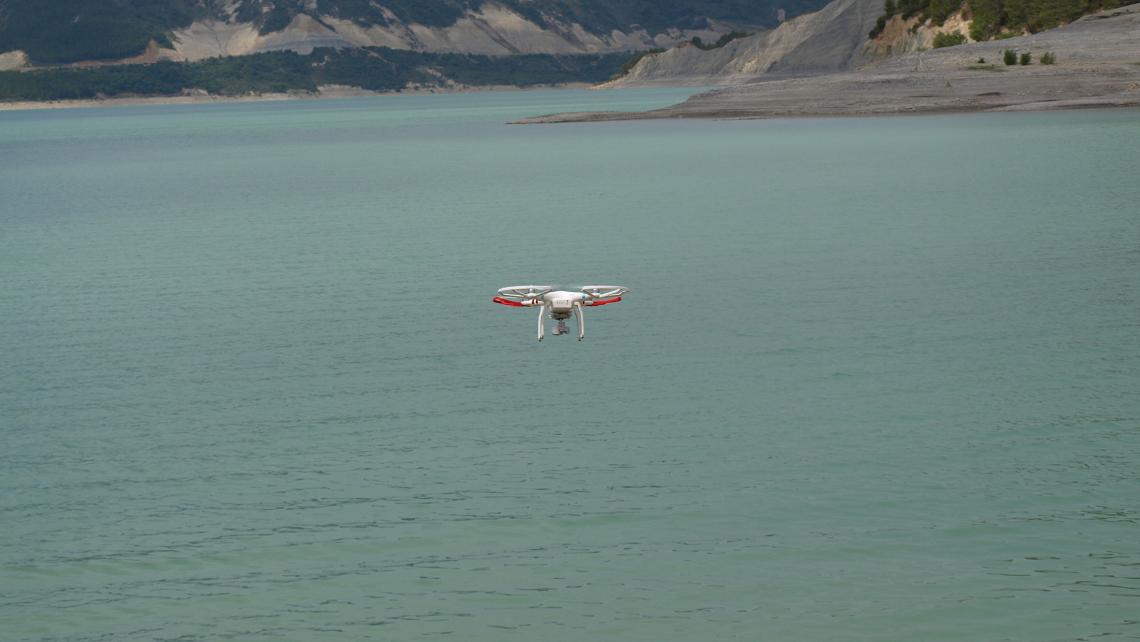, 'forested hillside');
869,0,1129,39
0,47,630,100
